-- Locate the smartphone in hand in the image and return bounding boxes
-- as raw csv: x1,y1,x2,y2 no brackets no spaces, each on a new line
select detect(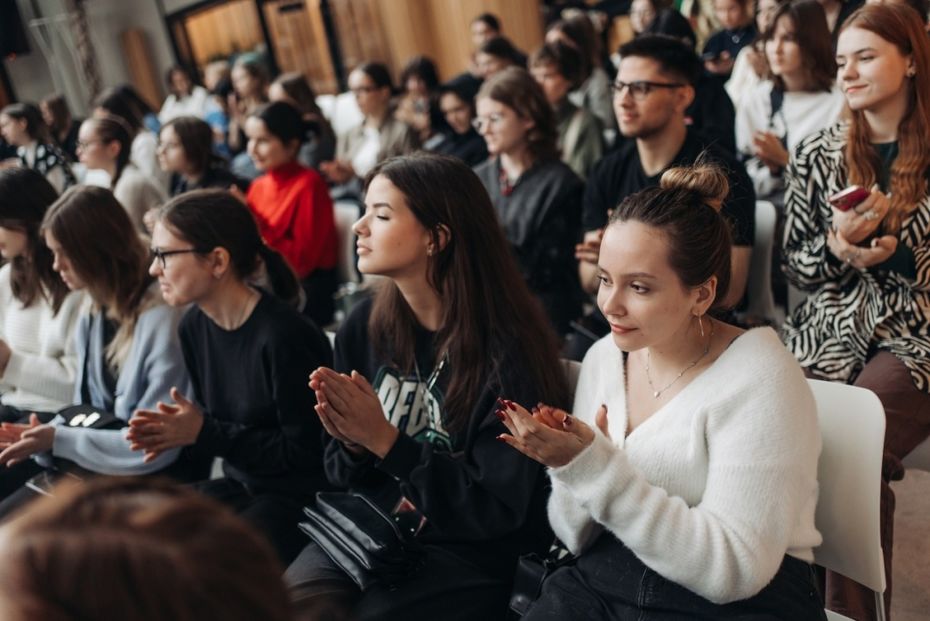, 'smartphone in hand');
828,186,871,212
